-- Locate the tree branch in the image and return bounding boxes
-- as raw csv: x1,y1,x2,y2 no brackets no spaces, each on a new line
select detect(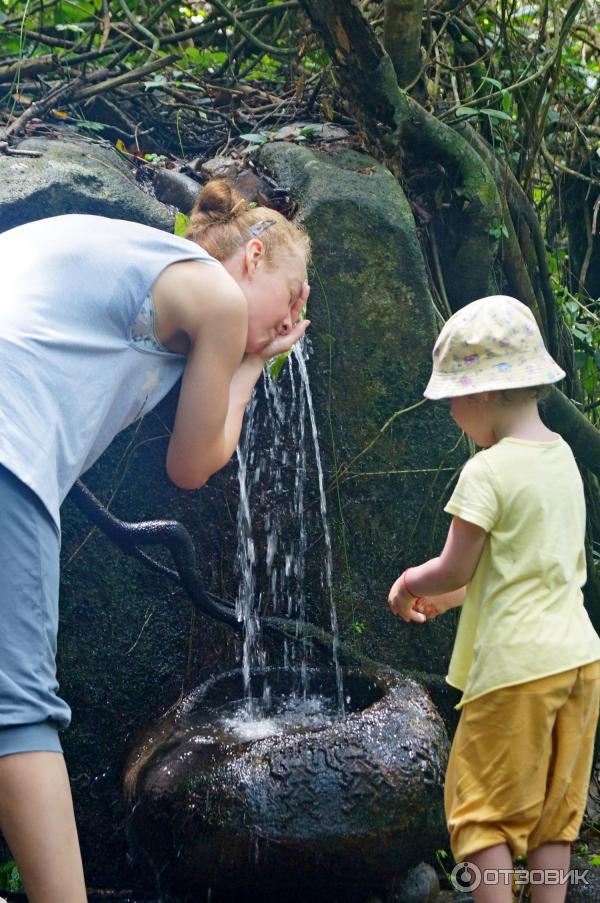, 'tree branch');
73,53,179,102
383,0,424,88
207,0,296,58
297,0,502,306
541,387,600,479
